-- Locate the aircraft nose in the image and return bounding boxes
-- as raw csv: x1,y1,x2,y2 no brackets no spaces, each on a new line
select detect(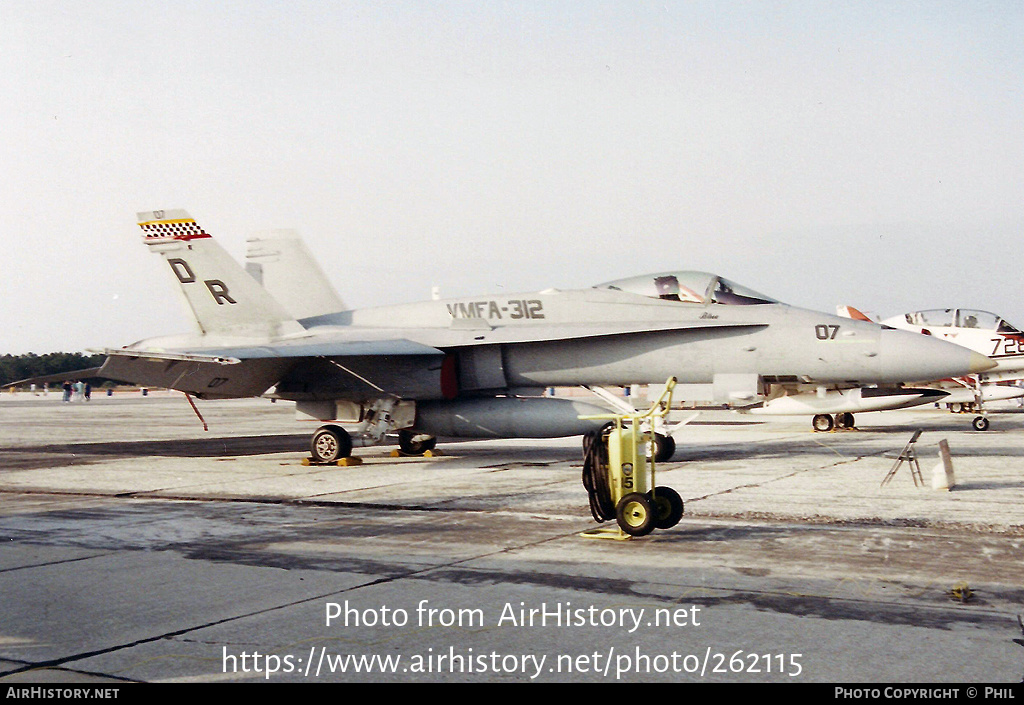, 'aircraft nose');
969,351,997,374
879,328,996,382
